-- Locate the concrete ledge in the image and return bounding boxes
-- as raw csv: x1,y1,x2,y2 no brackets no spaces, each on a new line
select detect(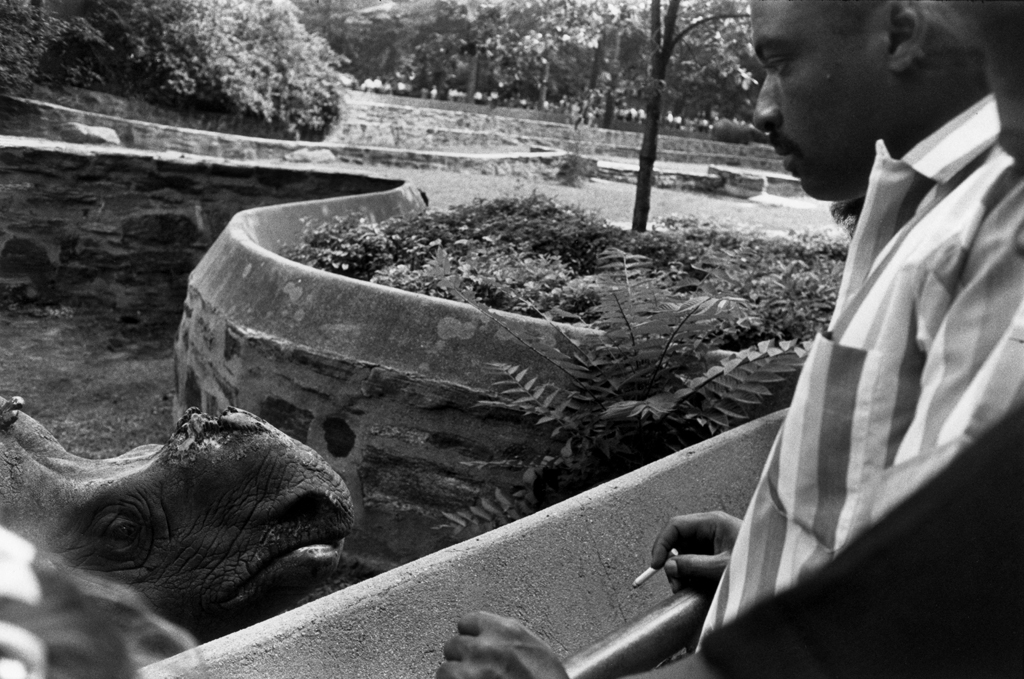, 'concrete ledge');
143,410,784,679
0,95,567,176
595,161,803,199
176,187,600,564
